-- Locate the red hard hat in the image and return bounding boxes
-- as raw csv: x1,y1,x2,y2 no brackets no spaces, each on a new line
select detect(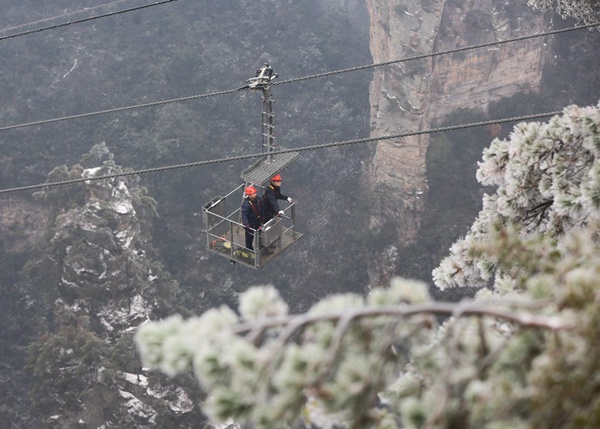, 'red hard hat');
272,174,282,181
245,185,257,195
